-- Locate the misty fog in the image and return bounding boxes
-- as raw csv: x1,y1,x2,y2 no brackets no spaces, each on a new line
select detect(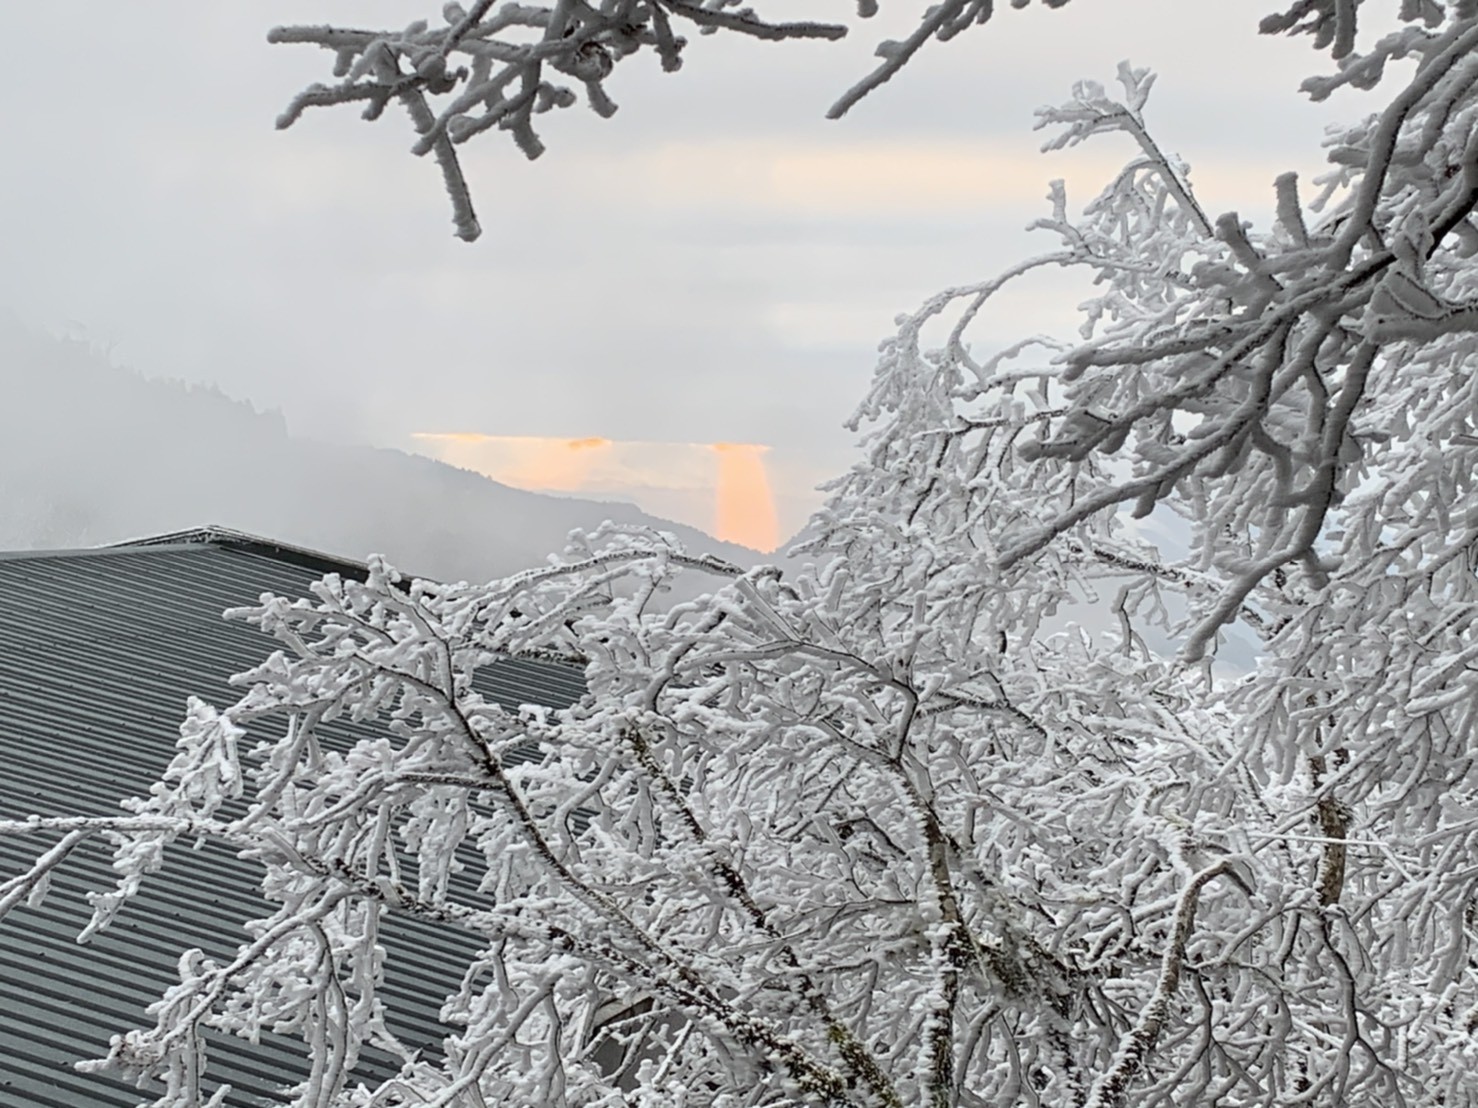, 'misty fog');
0,316,758,582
